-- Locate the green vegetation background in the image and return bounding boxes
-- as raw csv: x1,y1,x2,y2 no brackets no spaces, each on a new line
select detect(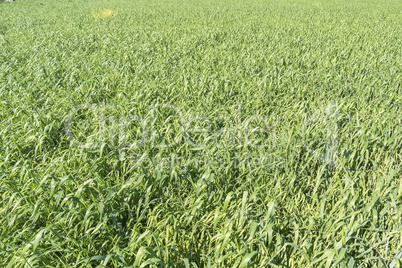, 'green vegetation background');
0,0,401,266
